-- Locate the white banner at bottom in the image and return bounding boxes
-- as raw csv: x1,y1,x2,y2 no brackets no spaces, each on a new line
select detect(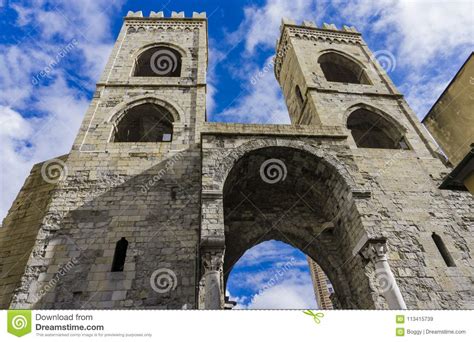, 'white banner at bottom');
1,310,472,341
